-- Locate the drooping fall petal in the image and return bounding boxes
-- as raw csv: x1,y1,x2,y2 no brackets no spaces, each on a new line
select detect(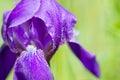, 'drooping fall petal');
14,45,54,80
0,44,16,79
68,40,100,78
